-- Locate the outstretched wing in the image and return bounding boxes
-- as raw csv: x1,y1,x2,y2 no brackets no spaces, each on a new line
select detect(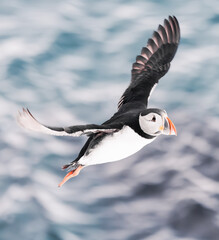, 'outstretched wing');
17,108,119,137
118,16,180,109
